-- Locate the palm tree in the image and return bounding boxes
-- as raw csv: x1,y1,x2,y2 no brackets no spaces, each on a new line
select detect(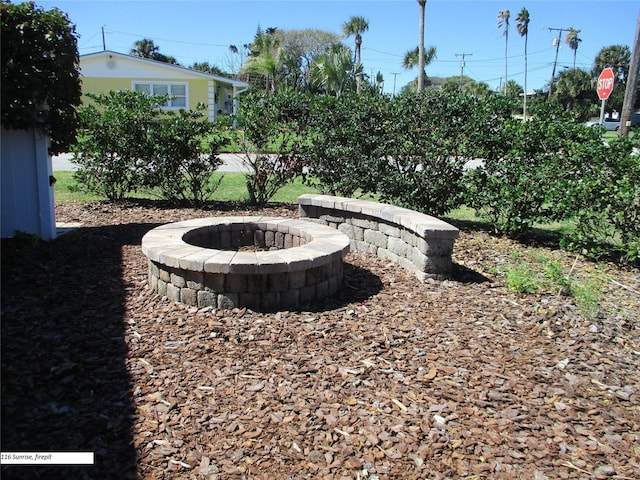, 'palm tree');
552,68,592,111
463,80,492,98
341,16,369,93
130,38,177,64
565,27,582,69
503,79,523,99
242,27,282,92
516,7,530,120
311,44,358,97
190,61,225,76
417,0,427,91
592,45,631,82
402,45,436,90
497,10,510,93
131,38,159,58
